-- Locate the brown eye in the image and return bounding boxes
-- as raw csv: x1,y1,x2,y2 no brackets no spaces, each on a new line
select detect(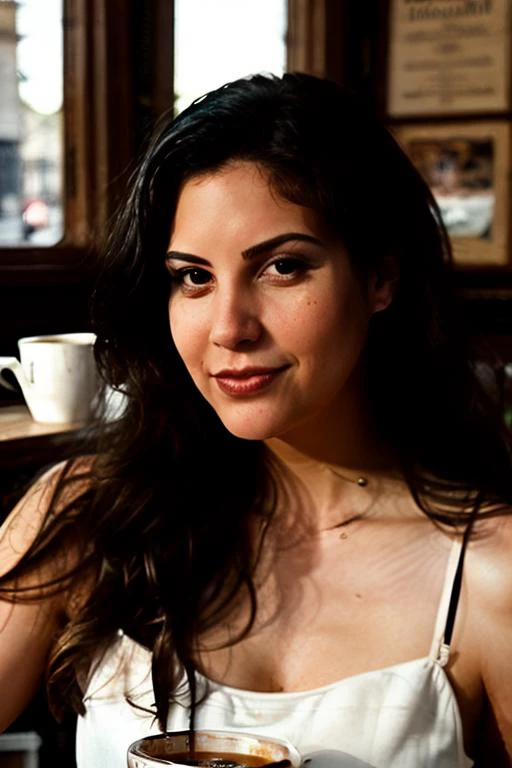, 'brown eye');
262,257,308,280
183,268,211,286
273,258,303,275
168,266,213,295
